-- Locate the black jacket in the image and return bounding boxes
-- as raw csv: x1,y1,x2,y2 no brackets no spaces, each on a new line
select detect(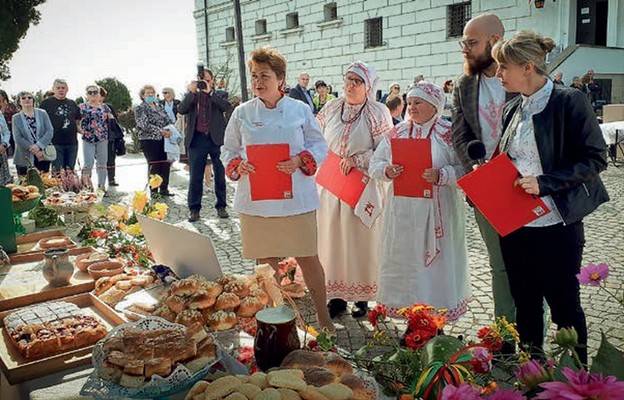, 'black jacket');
178,89,231,147
289,84,313,109
501,85,609,225
159,98,181,119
